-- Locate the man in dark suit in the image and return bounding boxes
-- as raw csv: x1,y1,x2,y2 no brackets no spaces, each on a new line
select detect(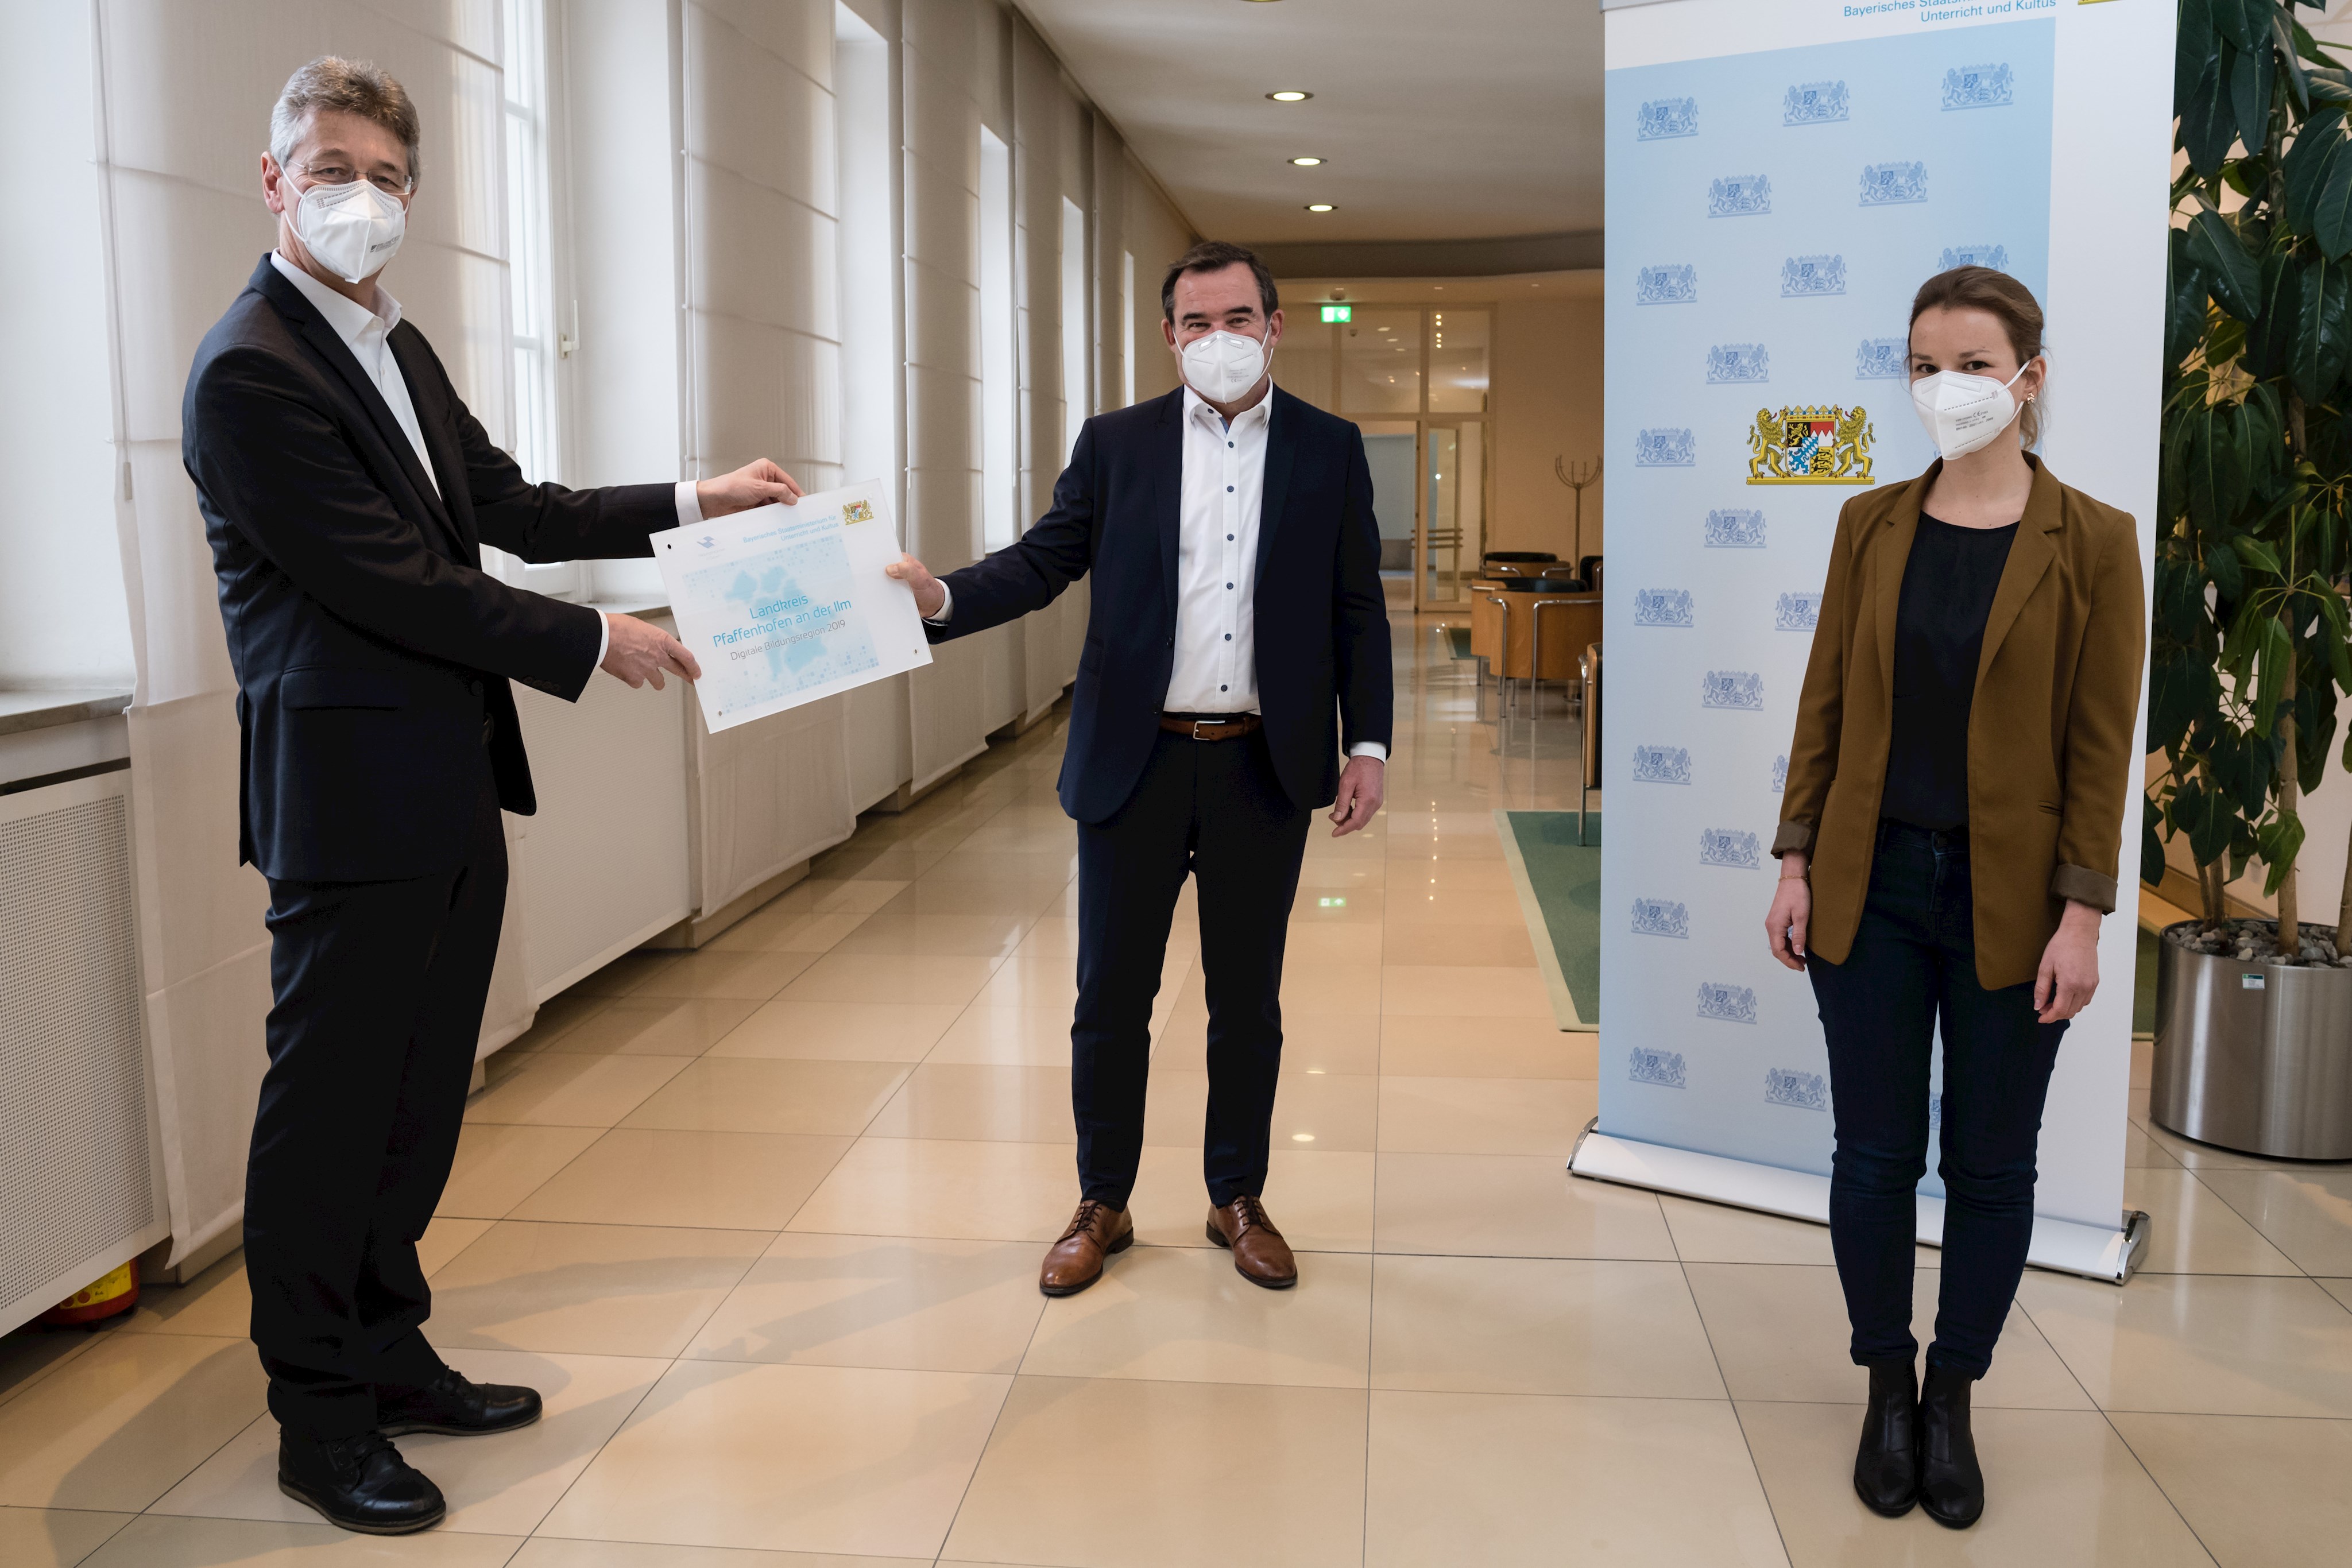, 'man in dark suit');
182,59,800,1534
887,241,1392,1297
